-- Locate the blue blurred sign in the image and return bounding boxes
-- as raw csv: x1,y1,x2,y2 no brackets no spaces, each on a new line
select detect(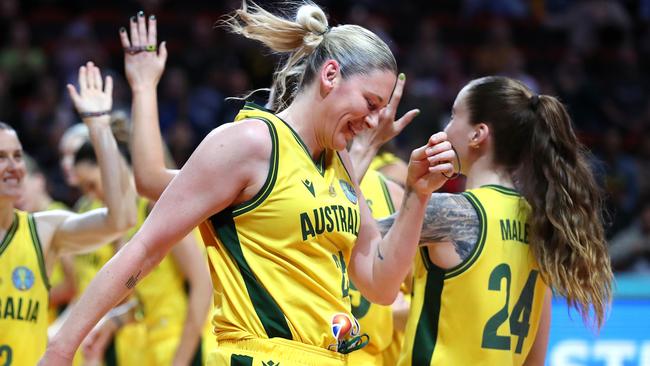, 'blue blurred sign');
548,296,650,365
